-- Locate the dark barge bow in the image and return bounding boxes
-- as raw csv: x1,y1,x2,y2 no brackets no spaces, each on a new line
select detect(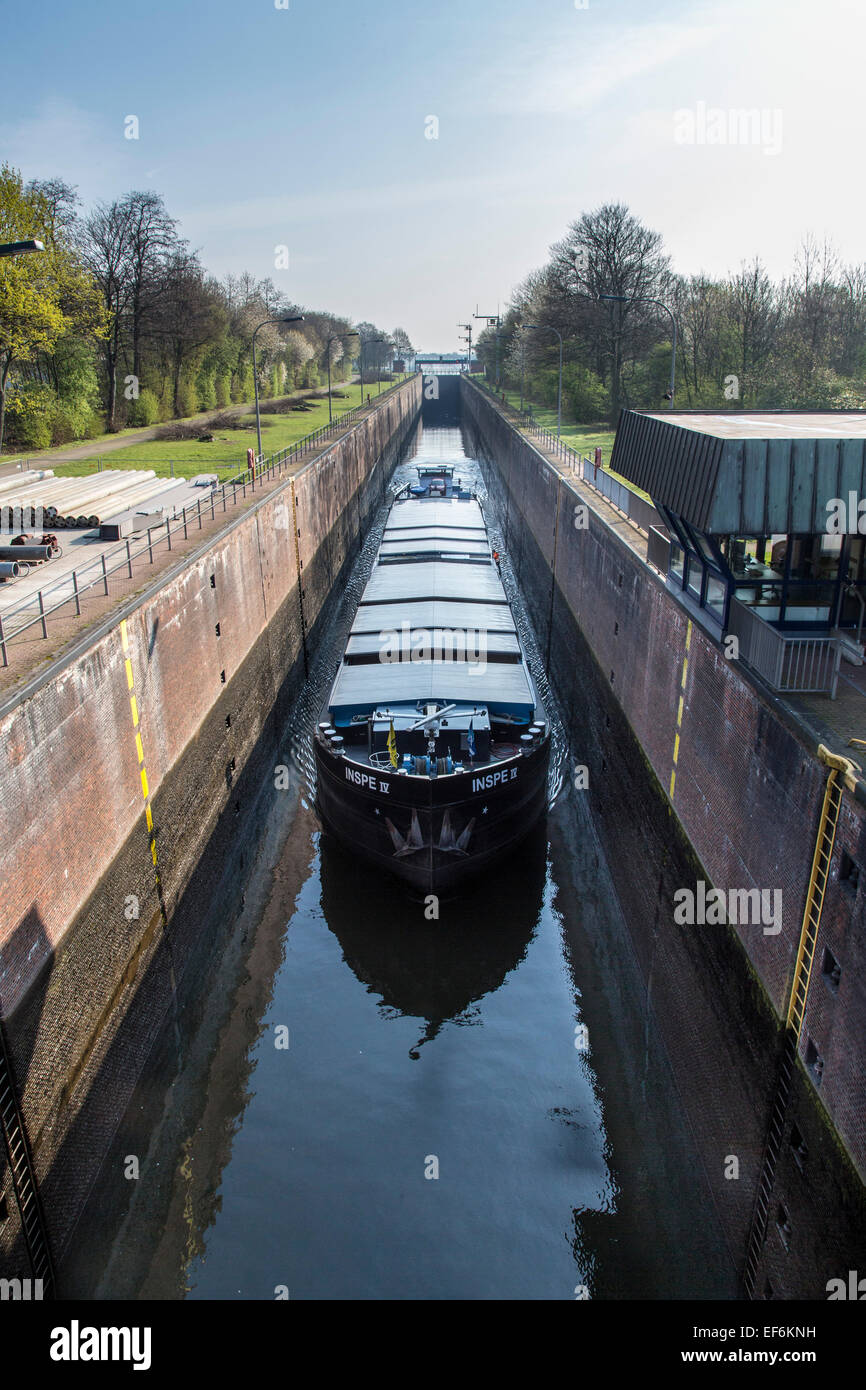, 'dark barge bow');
314,480,550,895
